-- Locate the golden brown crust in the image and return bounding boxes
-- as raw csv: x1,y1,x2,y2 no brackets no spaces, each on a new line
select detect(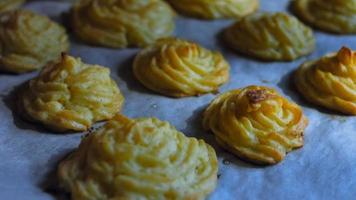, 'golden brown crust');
293,0,356,34
58,114,218,199
0,10,69,73
224,12,315,61
246,89,277,104
70,0,175,48
203,85,308,165
133,38,230,97
295,47,356,115
18,54,124,132
167,0,259,19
